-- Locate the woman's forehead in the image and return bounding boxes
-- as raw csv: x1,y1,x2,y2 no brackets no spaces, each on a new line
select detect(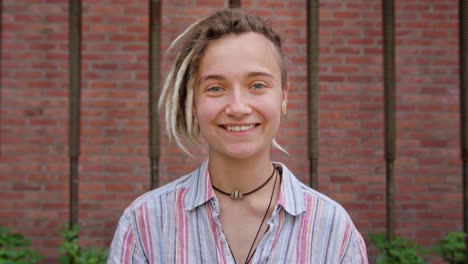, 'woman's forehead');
198,32,282,79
